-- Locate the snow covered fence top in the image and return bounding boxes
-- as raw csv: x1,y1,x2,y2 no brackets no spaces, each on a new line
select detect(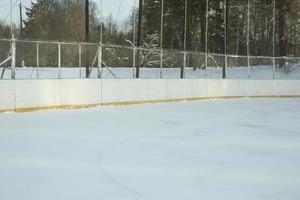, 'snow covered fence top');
0,79,300,113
